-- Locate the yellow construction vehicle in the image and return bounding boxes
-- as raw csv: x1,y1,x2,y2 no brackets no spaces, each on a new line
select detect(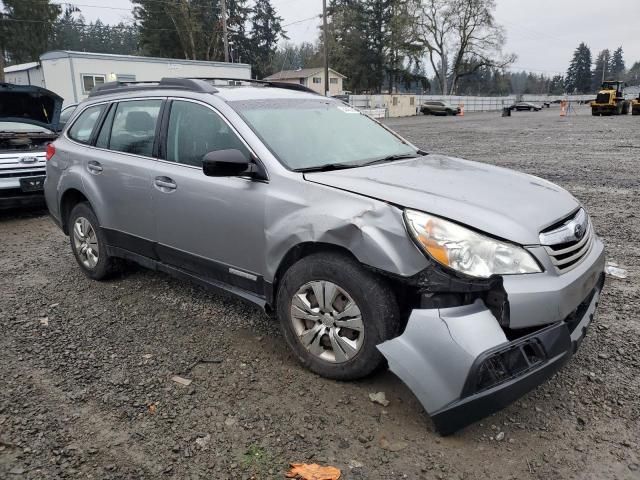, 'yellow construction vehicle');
591,81,631,116
632,94,640,116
